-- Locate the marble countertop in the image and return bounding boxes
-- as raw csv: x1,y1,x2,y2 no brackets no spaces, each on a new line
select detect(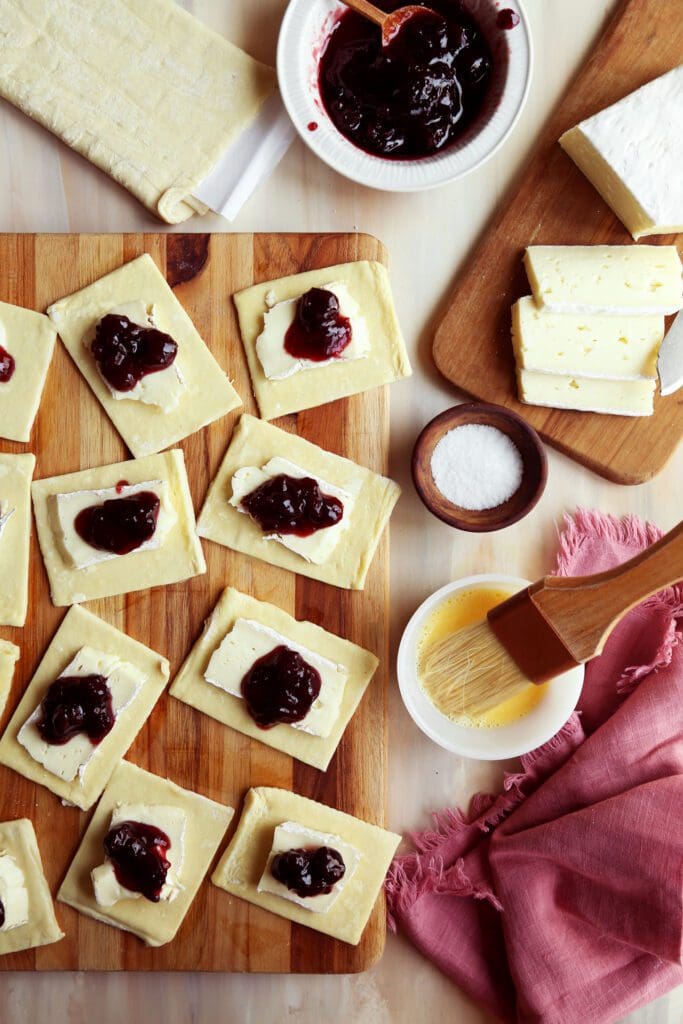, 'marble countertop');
0,1,680,1021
